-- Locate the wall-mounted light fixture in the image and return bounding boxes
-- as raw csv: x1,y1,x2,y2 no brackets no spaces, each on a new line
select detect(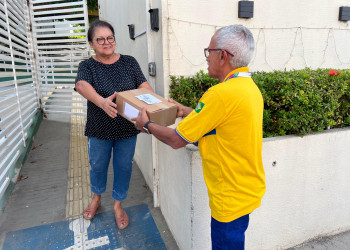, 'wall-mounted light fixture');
149,9,159,31
238,1,254,19
127,24,135,40
339,6,350,21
